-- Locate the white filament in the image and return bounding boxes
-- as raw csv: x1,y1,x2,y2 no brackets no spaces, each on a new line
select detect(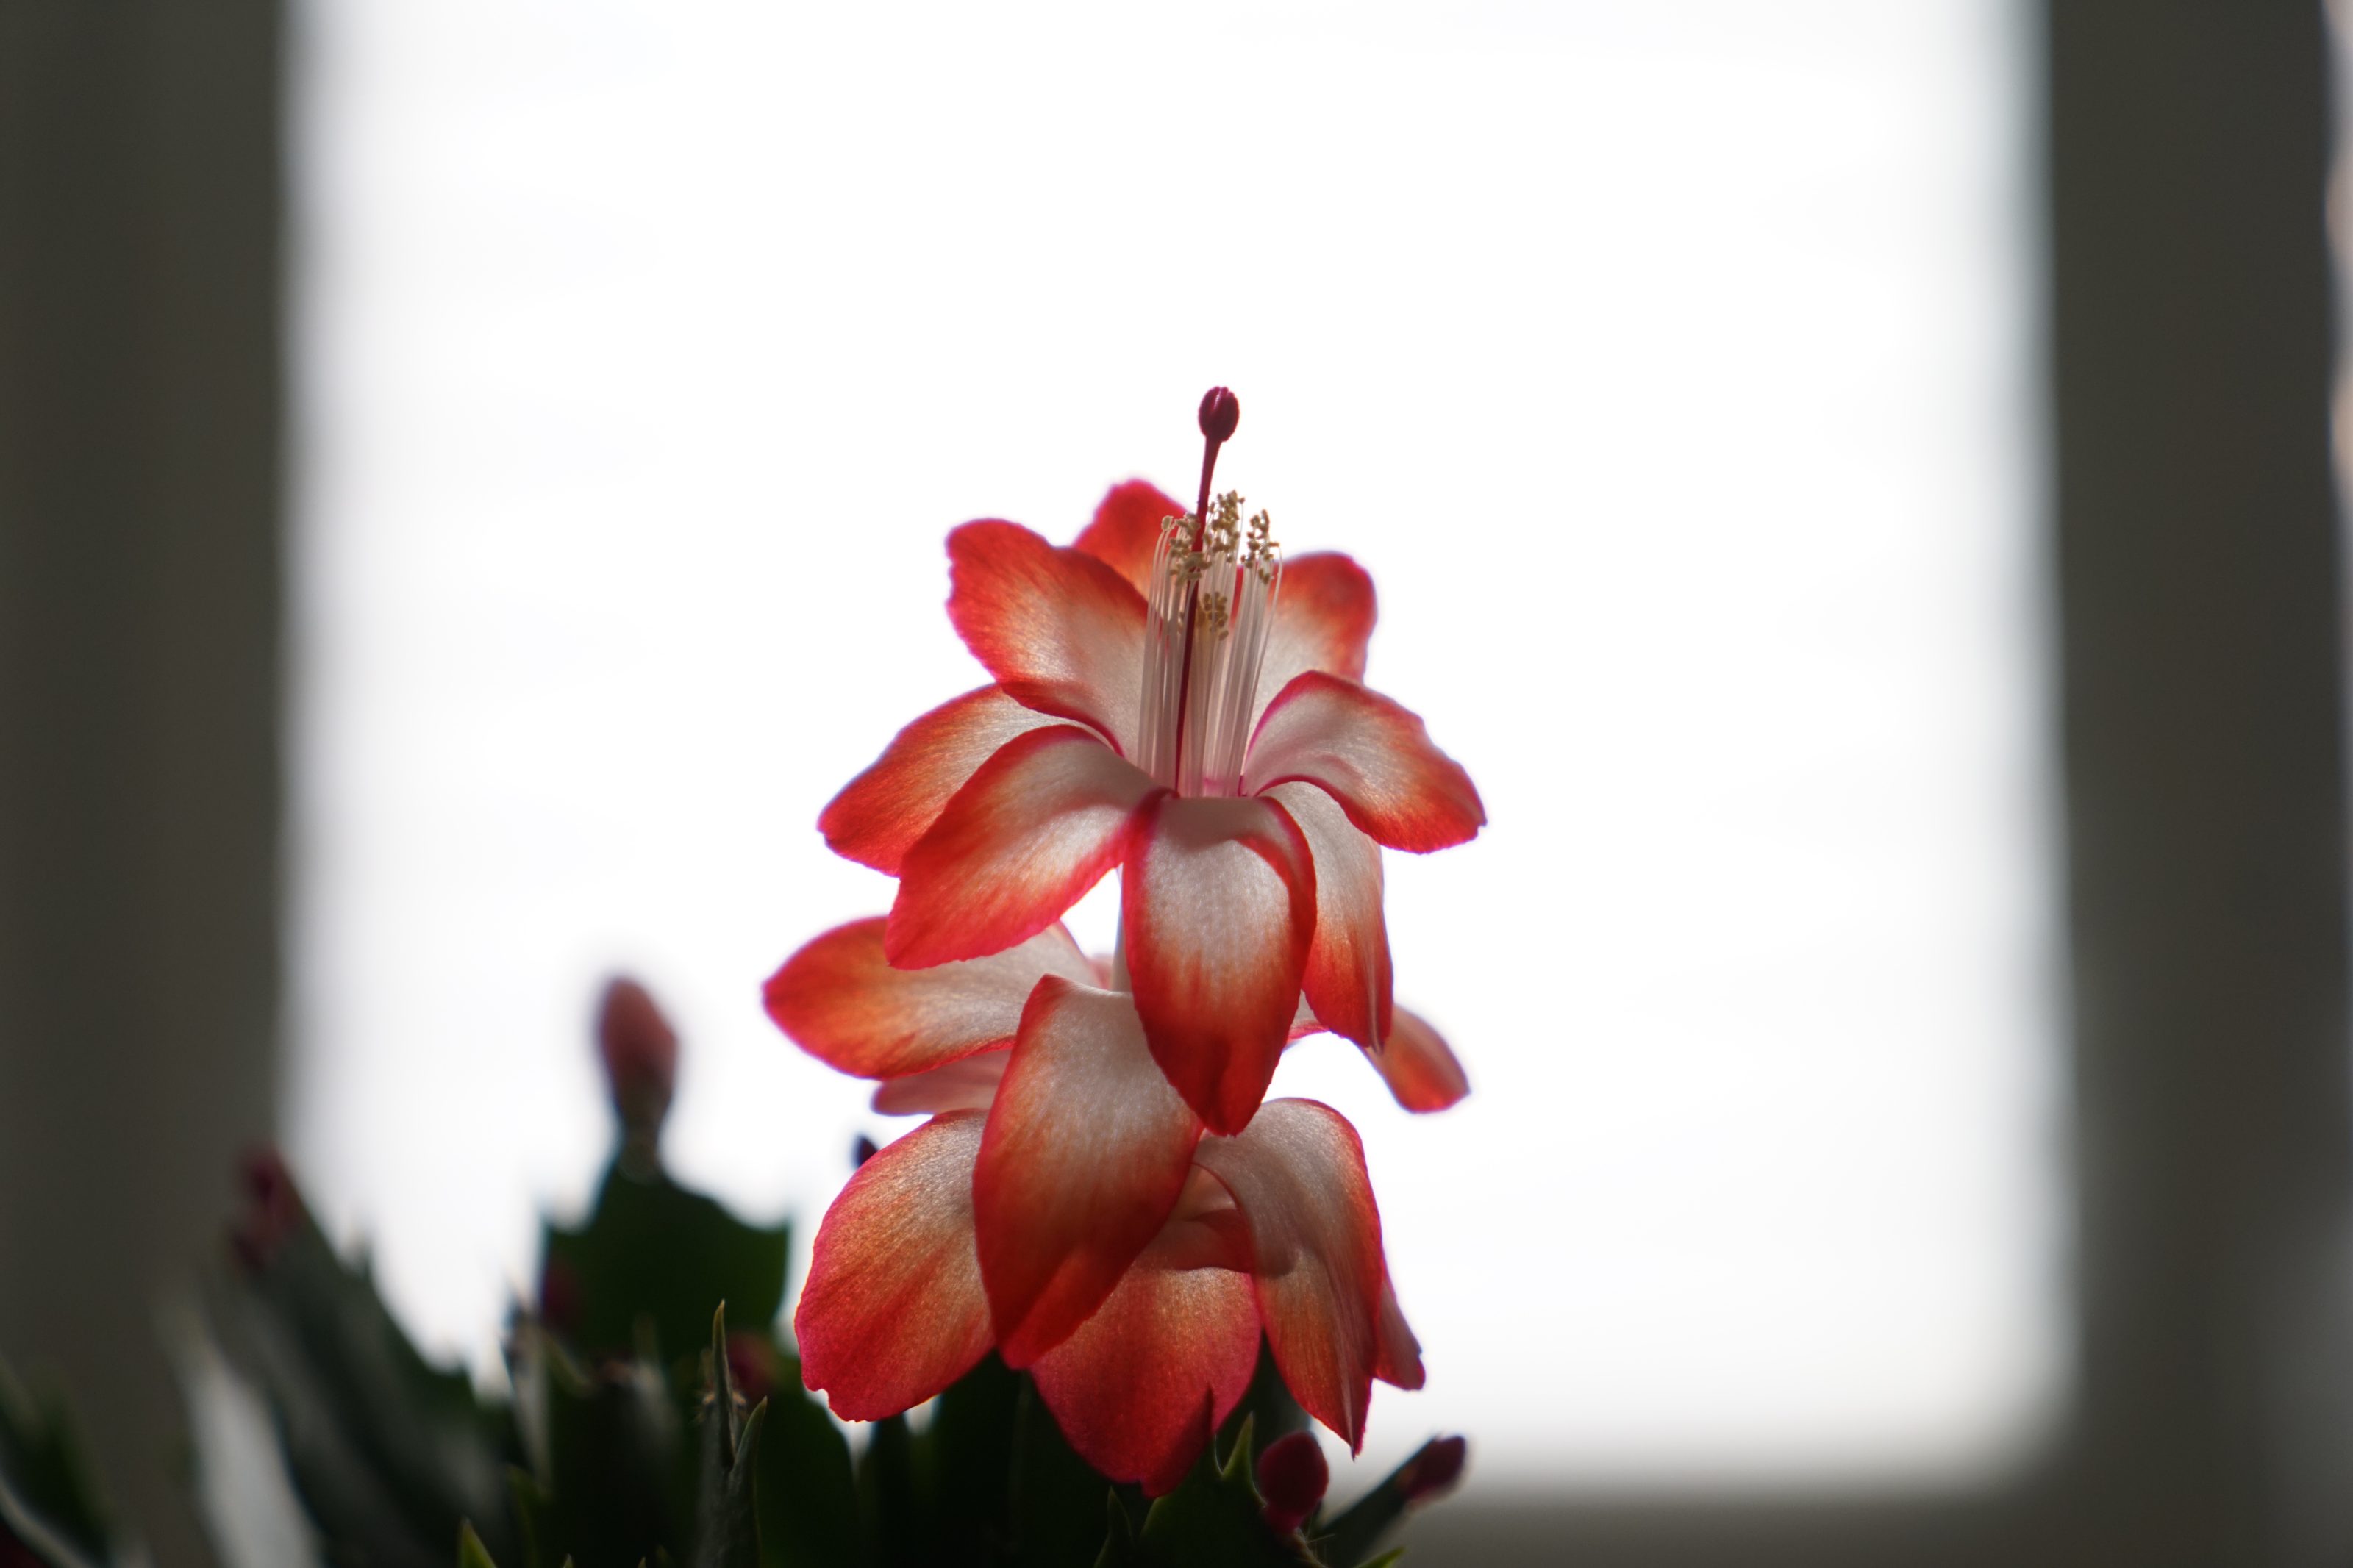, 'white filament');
1135,508,1282,796
1135,521,1192,790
